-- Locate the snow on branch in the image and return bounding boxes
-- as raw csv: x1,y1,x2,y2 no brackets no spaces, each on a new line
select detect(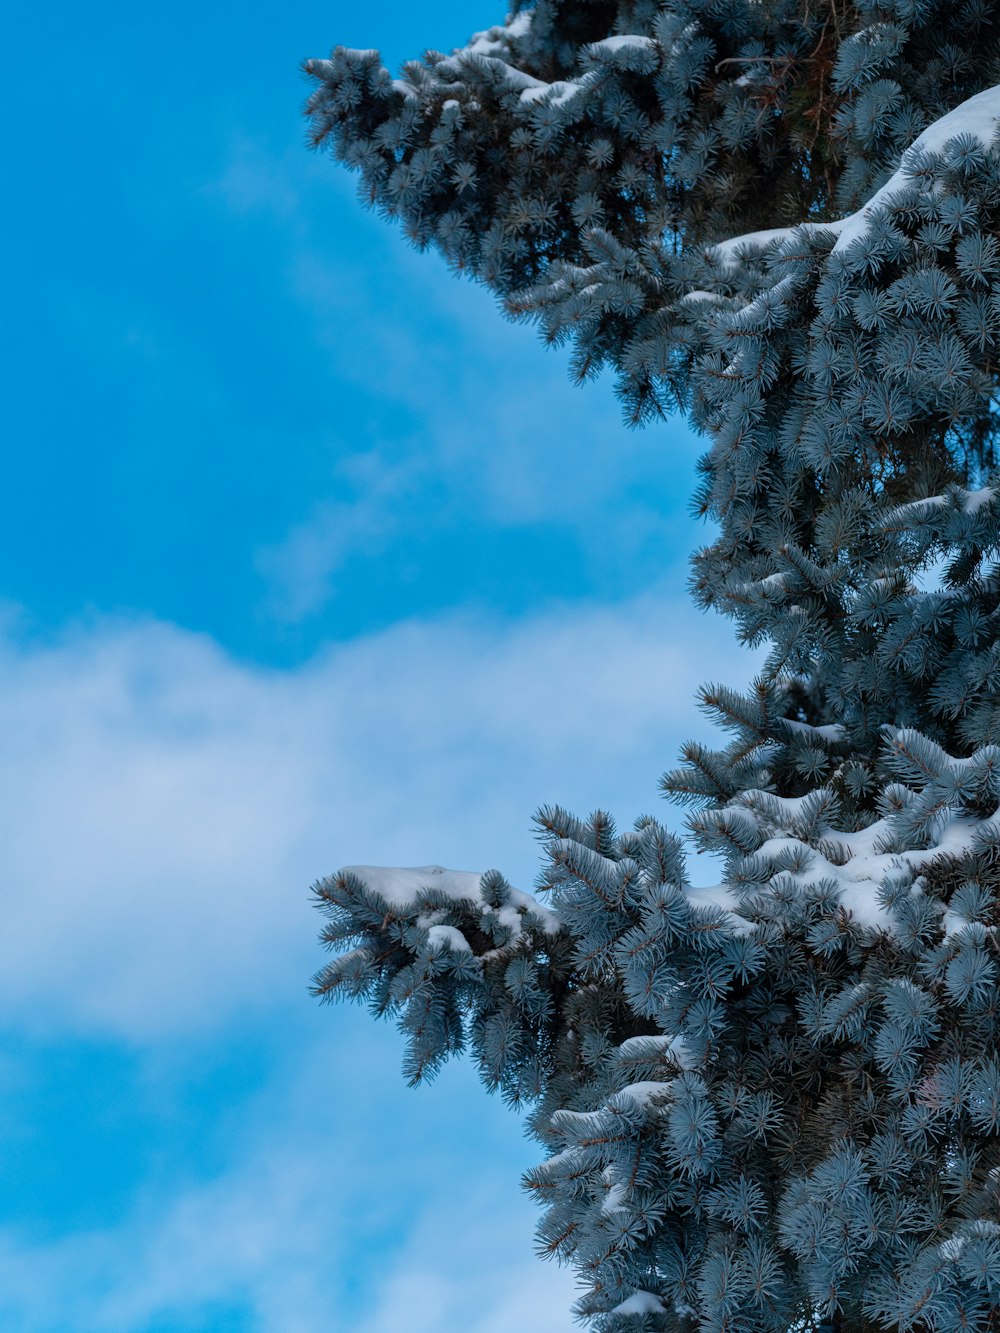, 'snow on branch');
711,83,1000,269
342,863,562,939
